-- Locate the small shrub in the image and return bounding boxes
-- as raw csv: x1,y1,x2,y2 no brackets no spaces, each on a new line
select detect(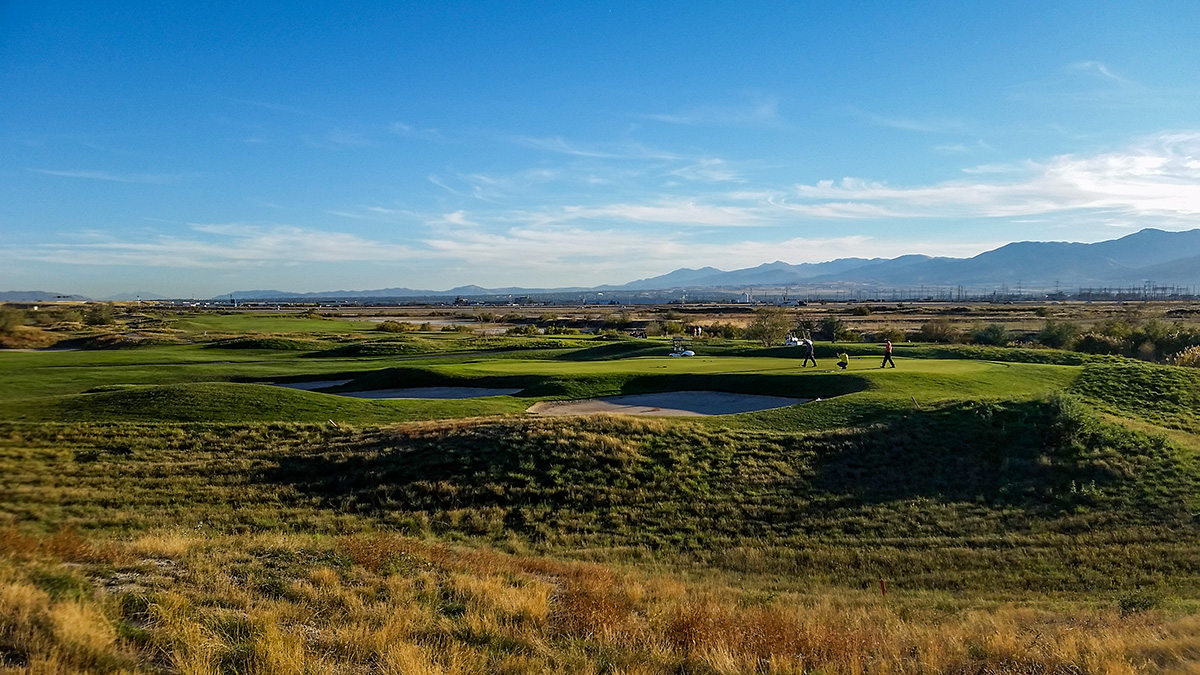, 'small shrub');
377,320,418,333
0,306,25,334
1136,340,1157,361
971,322,1009,346
706,322,741,339
915,318,960,343
834,329,862,342
1075,333,1124,355
85,304,116,326
1118,591,1162,617
1037,319,1080,349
